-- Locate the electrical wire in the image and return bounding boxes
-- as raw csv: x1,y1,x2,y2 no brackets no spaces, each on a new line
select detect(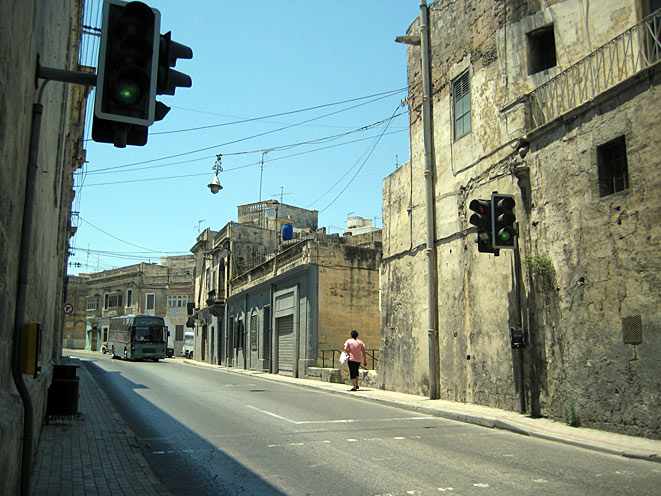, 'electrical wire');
317,103,403,213
84,91,405,171
78,128,407,187
150,87,406,136
86,111,407,174
78,216,176,252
